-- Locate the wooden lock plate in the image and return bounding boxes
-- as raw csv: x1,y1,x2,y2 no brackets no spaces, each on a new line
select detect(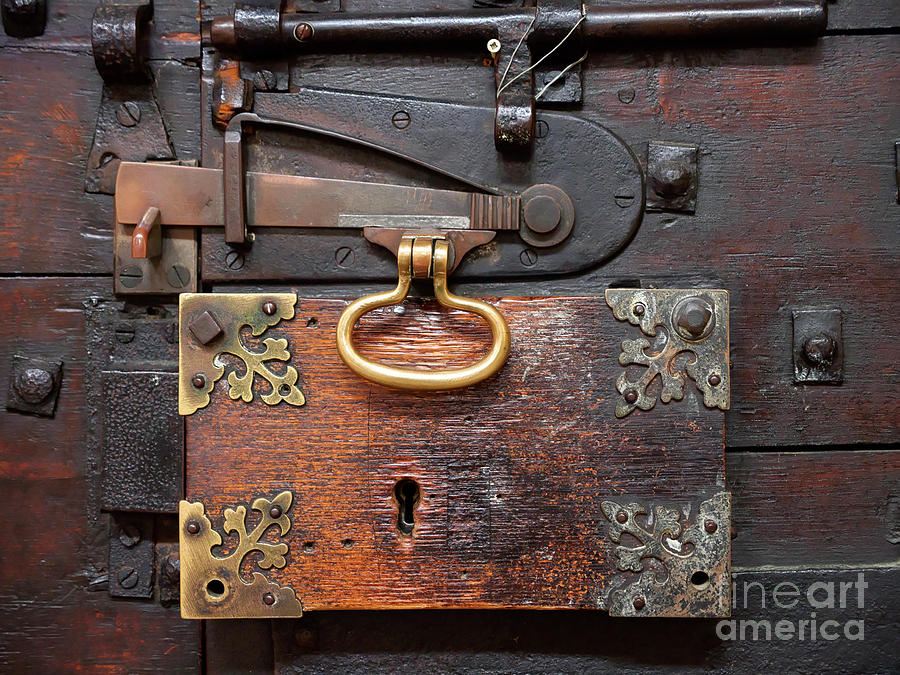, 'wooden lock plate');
179,291,730,618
